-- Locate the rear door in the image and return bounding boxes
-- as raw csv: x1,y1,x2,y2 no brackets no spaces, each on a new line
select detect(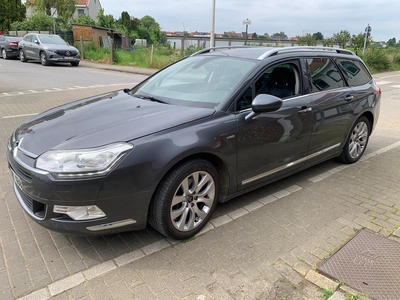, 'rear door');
304,57,355,164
